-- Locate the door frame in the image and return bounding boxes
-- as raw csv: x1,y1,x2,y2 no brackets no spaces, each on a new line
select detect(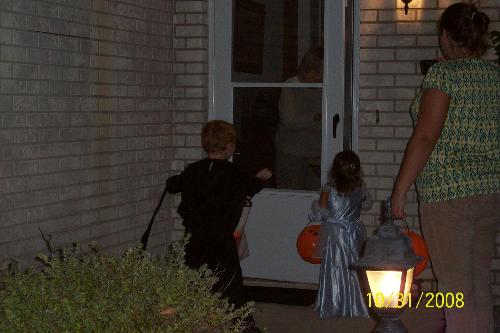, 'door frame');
208,0,360,184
